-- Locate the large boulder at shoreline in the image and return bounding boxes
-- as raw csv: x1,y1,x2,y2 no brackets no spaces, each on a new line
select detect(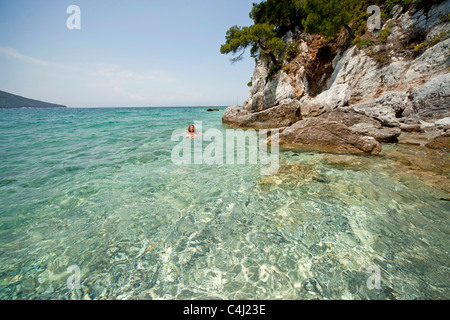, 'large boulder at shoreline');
222,105,248,125
318,109,382,127
222,99,302,129
318,109,401,142
268,118,382,154
350,123,402,143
